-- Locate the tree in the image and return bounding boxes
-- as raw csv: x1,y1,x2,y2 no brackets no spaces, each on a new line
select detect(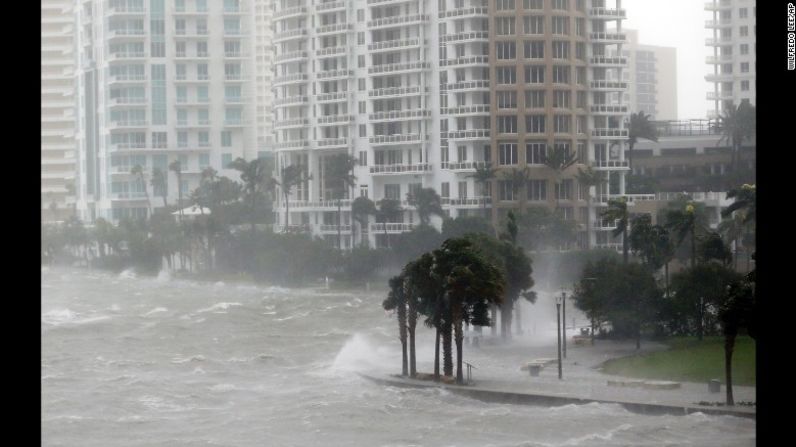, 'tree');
601,197,630,264
627,112,659,171
376,199,403,249
516,206,576,252
406,187,444,226
151,167,168,208
441,215,492,240
279,164,312,232
722,184,755,224
698,231,733,266
669,264,741,341
719,278,754,406
169,160,184,221
717,103,755,174
629,215,674,297
383,275,408,376
407,251,447,380
576,167,604,249
501,167,530,212
324,154,358,249
664,202,706,269
544,145,578,211
229,157,273,236
351,196,376,248
130,164,152,218
467,162,497,217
